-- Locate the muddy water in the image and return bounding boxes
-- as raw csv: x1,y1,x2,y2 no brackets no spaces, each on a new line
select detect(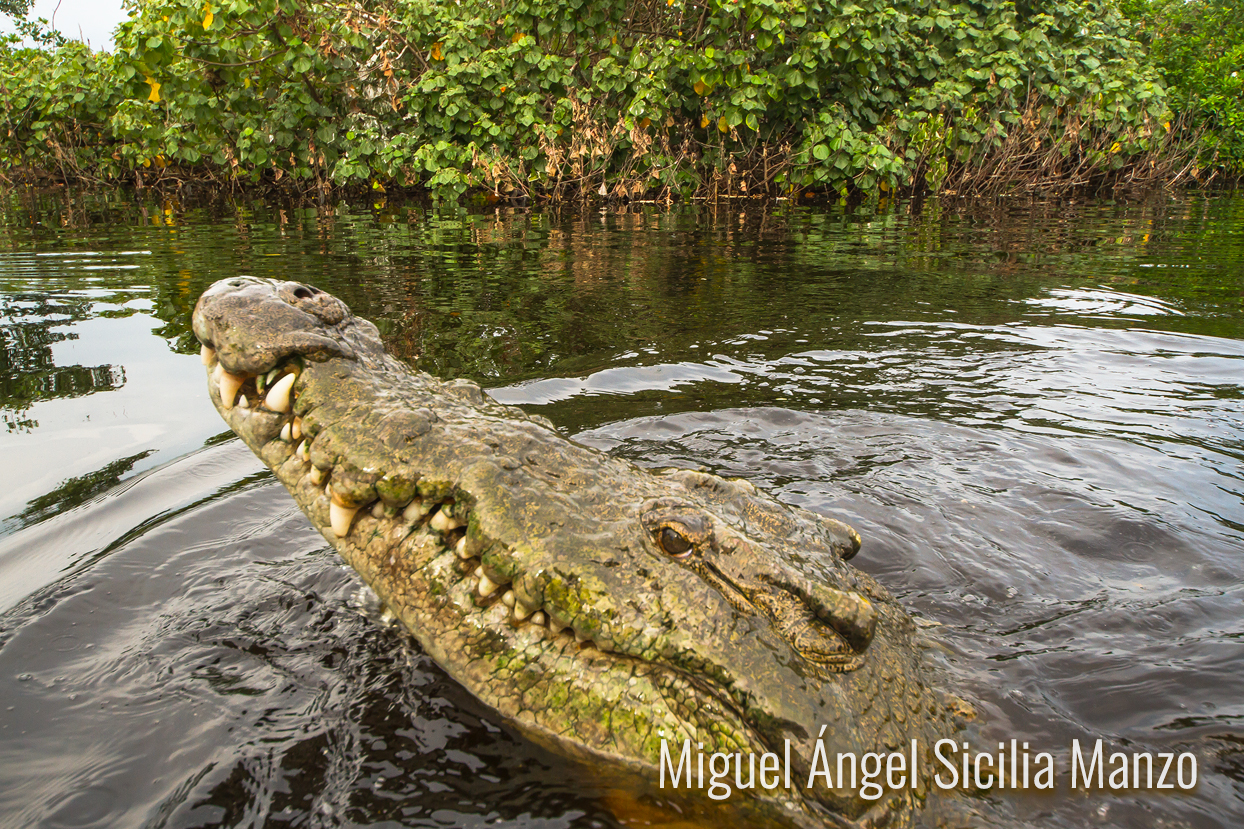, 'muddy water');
0,194,1241,828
